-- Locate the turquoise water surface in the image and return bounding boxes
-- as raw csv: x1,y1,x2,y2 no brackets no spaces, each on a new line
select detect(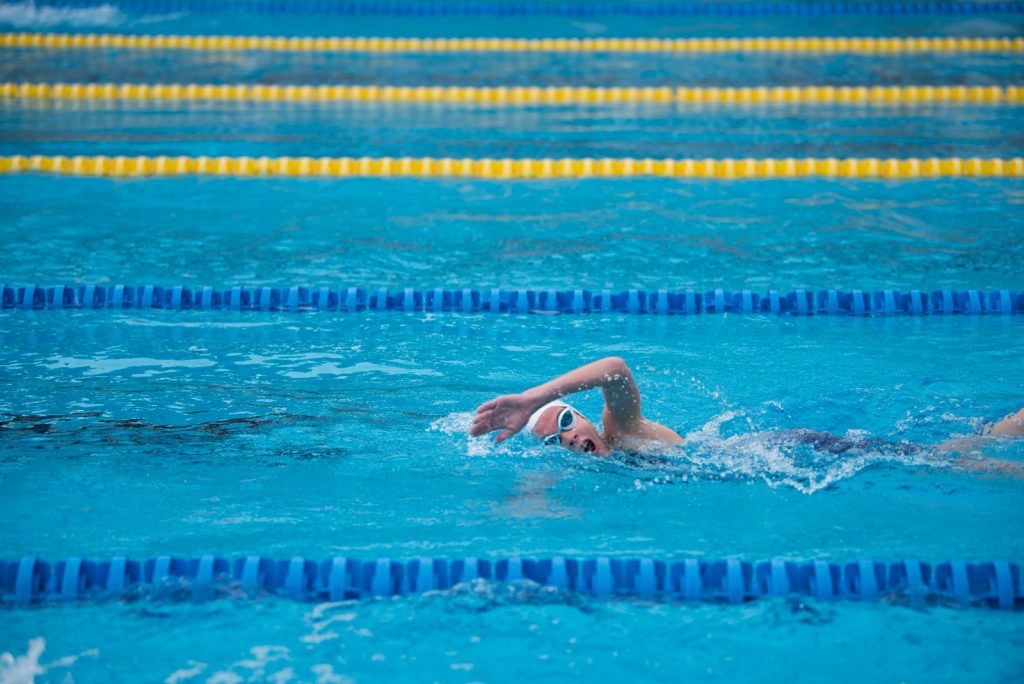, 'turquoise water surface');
1,1,1024,682
1,308,1023,681
1,177,1021,291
